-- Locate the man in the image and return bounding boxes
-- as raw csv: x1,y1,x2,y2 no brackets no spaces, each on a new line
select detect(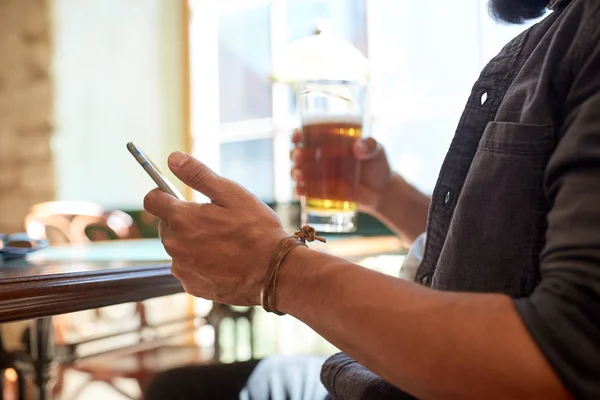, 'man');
143,0,599,398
